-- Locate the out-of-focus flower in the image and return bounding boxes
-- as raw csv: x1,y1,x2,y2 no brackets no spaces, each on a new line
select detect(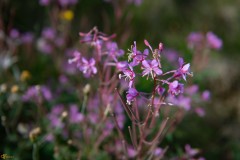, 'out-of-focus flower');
185,144,200,157
202,90,210,101
0,53,17,71
48,105,64,128
22,85,52,102
37,38,53,54
58,0,78,7
42,27,56,40
187,31,222,50
79,27,115,48
39,0,51,6
21,32,34,44
106,42,124,60
29,127,41,142
0,84,7,93
60,10,74,21
142,59,162,79
126,88,138,104
68,51,81,65
127,147,137,158
185,85,199,95
11,85,19,93
163,49,179,64
10,29,20,39
20,70,31,81
187,32,204,49
195,107,205,117
79,58,97,77
69,105,84,123
206,32,222,50
167,95,191,111
168,80,184,95
154,147,163,156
